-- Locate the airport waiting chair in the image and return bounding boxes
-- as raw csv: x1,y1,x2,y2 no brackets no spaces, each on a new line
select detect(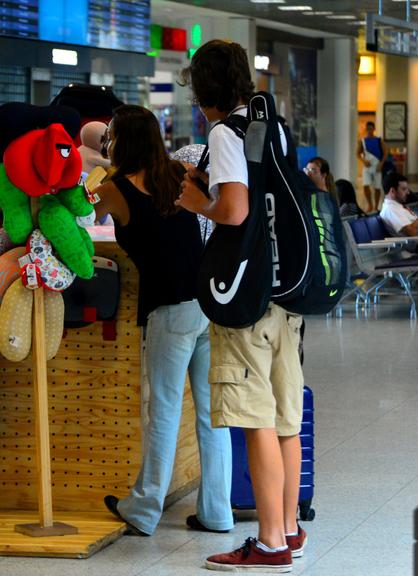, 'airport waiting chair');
340,215,366,309
337,215,418,318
